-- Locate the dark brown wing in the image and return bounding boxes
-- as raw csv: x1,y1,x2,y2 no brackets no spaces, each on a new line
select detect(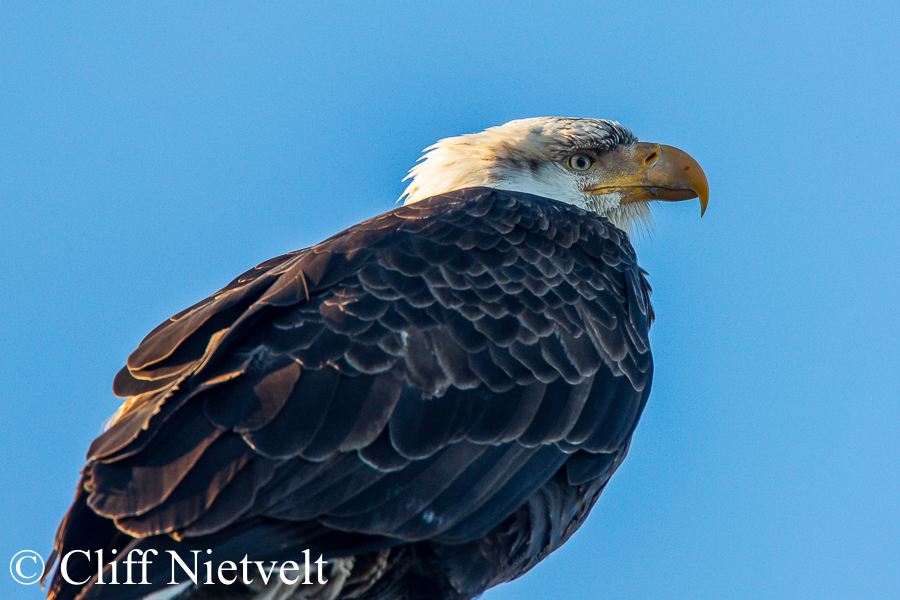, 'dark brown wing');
47,188,653,600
